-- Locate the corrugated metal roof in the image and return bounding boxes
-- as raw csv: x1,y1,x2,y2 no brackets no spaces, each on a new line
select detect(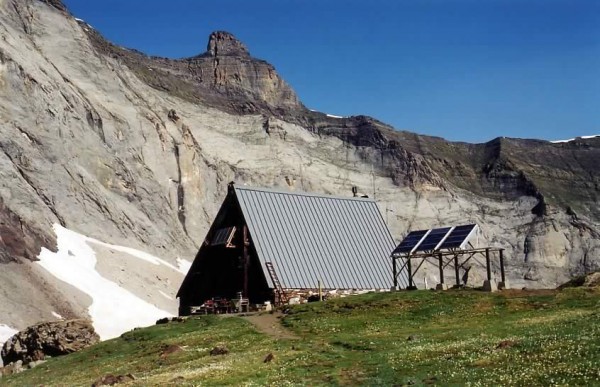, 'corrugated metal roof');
234,185,408,289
